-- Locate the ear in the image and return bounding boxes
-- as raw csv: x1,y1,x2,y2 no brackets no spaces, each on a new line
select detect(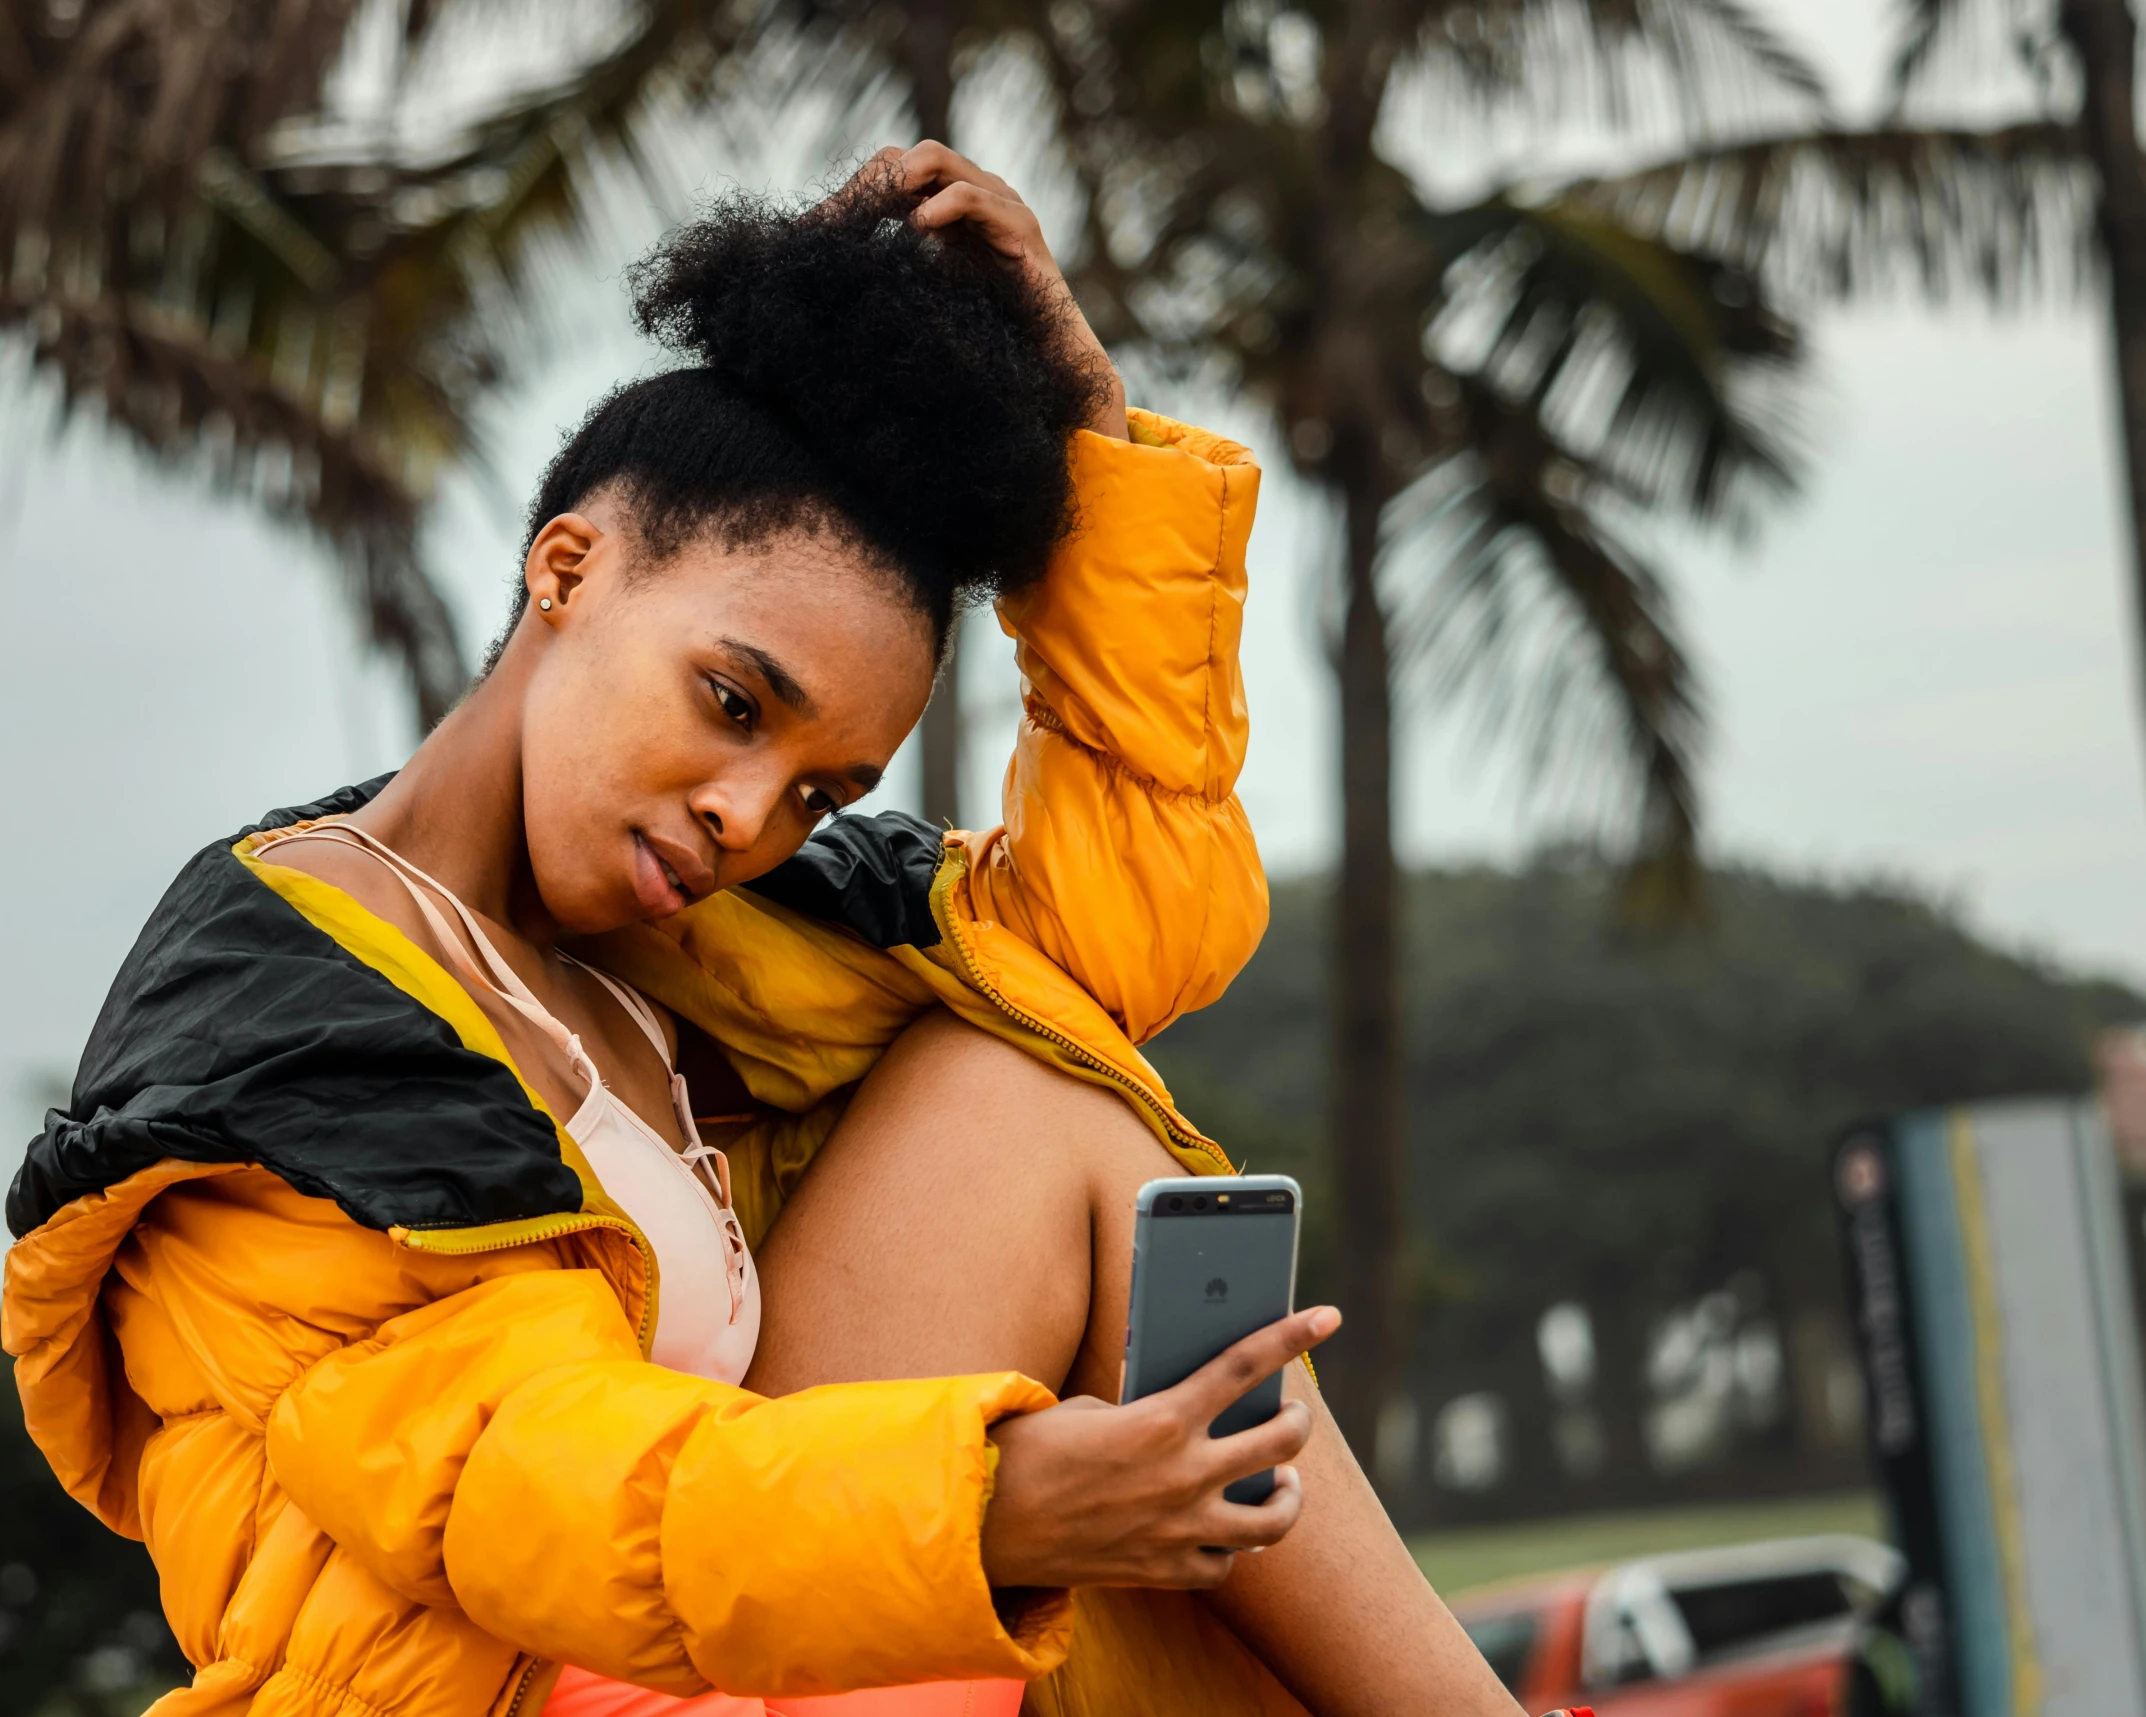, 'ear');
524,512,606,619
